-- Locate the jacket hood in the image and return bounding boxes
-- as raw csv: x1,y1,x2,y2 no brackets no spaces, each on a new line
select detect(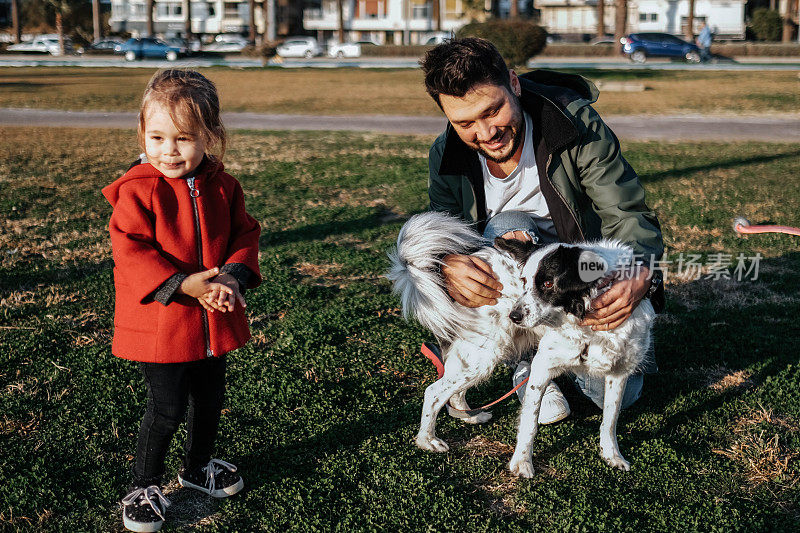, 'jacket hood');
519,70,599,108
102,157,223,207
